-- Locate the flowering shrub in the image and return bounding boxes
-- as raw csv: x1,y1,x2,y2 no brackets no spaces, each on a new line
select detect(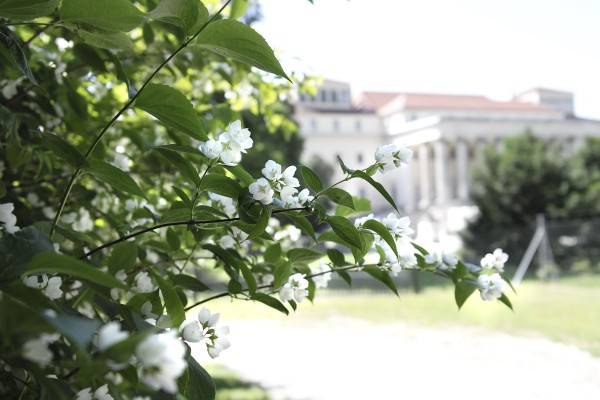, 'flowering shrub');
0,0,513,399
